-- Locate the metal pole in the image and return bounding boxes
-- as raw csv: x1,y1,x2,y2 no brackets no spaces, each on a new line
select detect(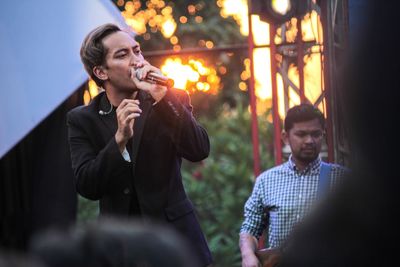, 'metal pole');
269,24,283,165
320,0,335,163
142,43,248,58
247,4,261,178
297,17,306,103
247,1,265,250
